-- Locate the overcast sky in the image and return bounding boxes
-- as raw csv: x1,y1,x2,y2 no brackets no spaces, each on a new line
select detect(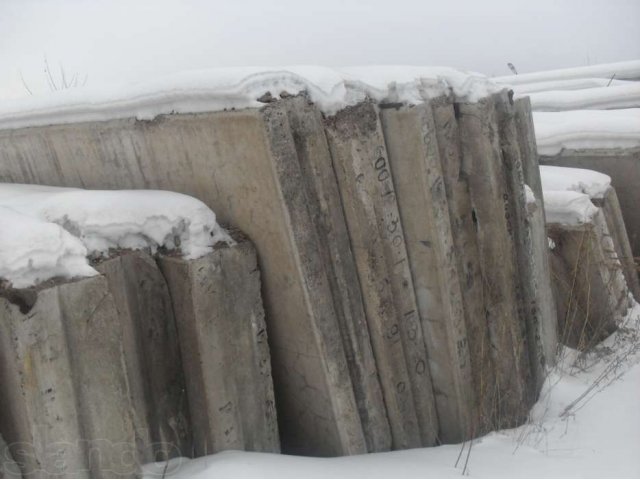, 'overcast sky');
1,0,639,99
